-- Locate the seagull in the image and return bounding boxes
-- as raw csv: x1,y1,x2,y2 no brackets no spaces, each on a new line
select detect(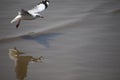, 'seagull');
10,0,50,28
